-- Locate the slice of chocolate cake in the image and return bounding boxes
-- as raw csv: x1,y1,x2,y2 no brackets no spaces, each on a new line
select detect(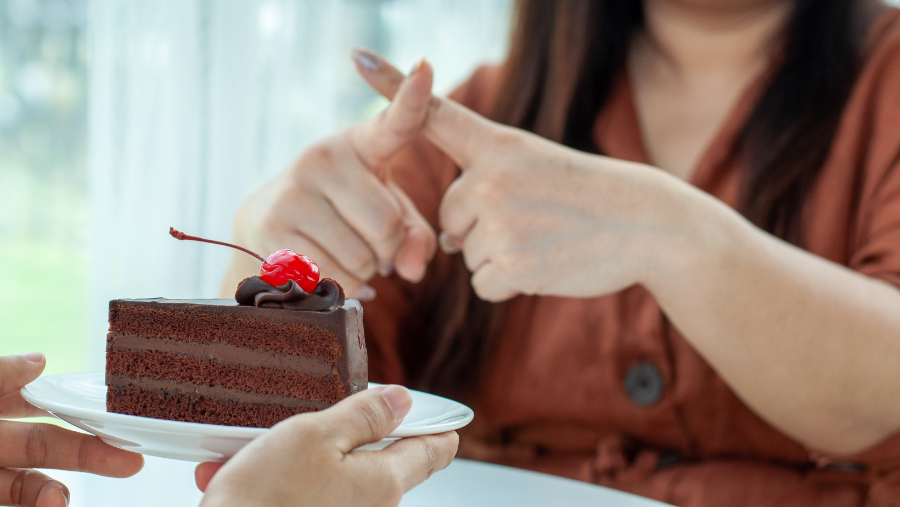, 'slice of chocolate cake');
105,277,367,428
